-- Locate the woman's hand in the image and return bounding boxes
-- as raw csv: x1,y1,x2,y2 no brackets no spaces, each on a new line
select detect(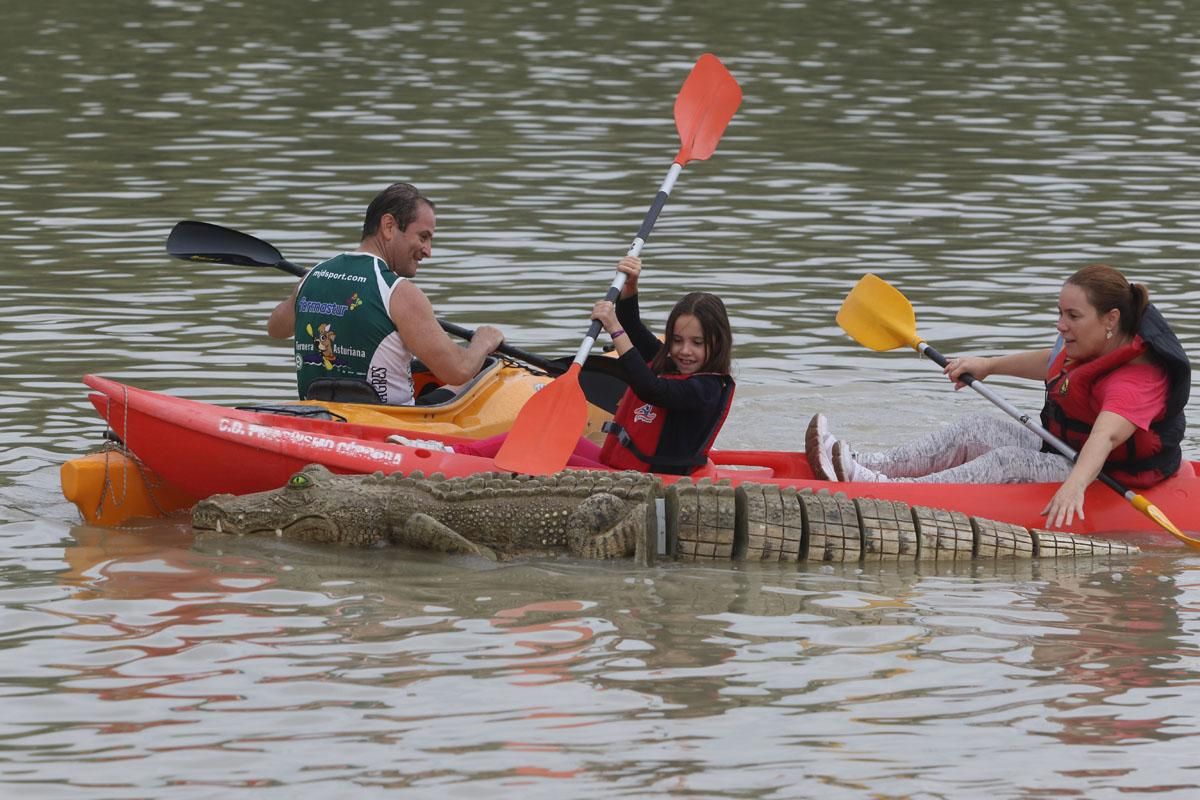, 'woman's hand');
1039,411,1137,529
615,255,641,298
1041,477,1089,529
943,356,990,390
